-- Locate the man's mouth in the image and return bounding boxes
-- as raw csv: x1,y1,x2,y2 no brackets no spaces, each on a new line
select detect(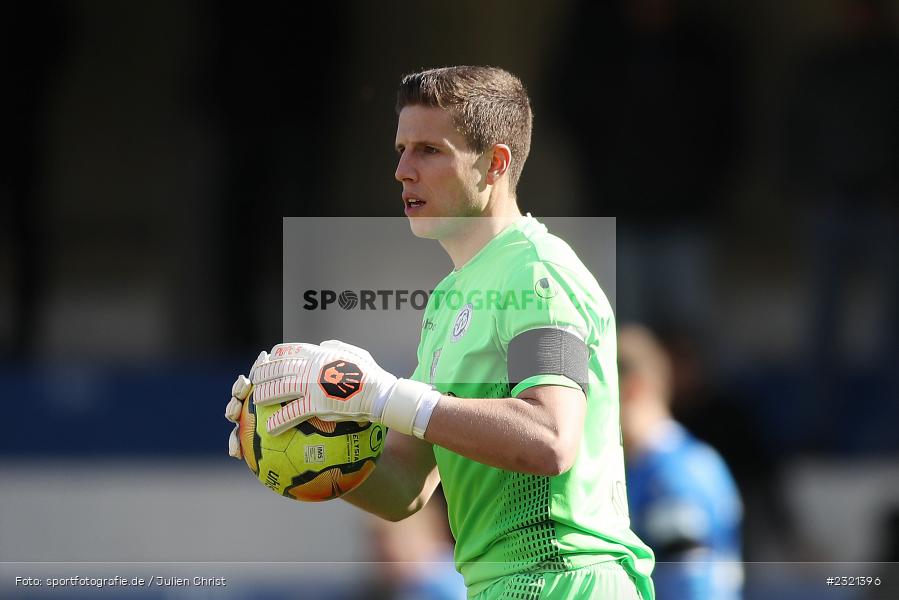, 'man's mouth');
403,195,426,210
